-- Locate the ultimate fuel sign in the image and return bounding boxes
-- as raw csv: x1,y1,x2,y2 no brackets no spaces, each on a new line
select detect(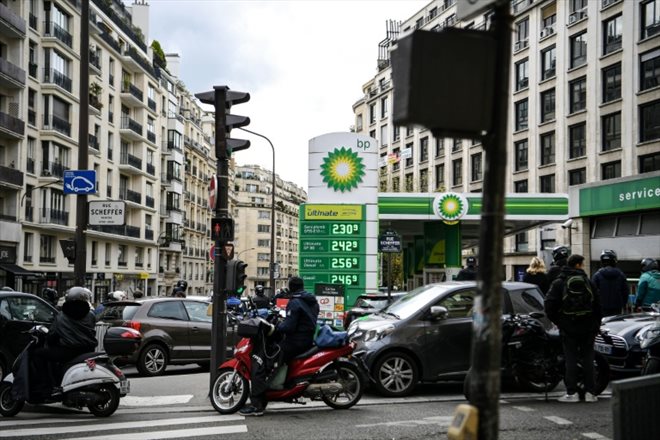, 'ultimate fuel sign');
299,204,368,307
